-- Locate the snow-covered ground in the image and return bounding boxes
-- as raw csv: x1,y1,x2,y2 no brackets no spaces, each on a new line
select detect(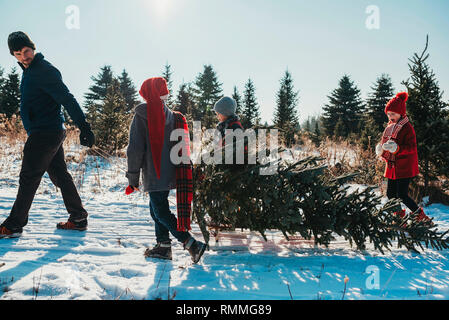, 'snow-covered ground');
1,139,449,300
